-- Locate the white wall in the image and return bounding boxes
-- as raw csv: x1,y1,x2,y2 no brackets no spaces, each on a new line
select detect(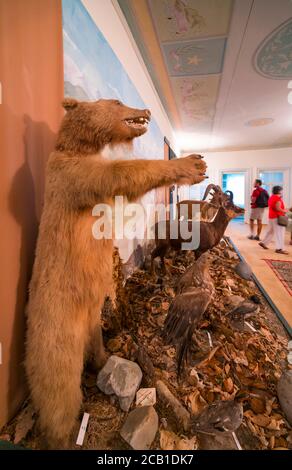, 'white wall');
81,0,177,152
